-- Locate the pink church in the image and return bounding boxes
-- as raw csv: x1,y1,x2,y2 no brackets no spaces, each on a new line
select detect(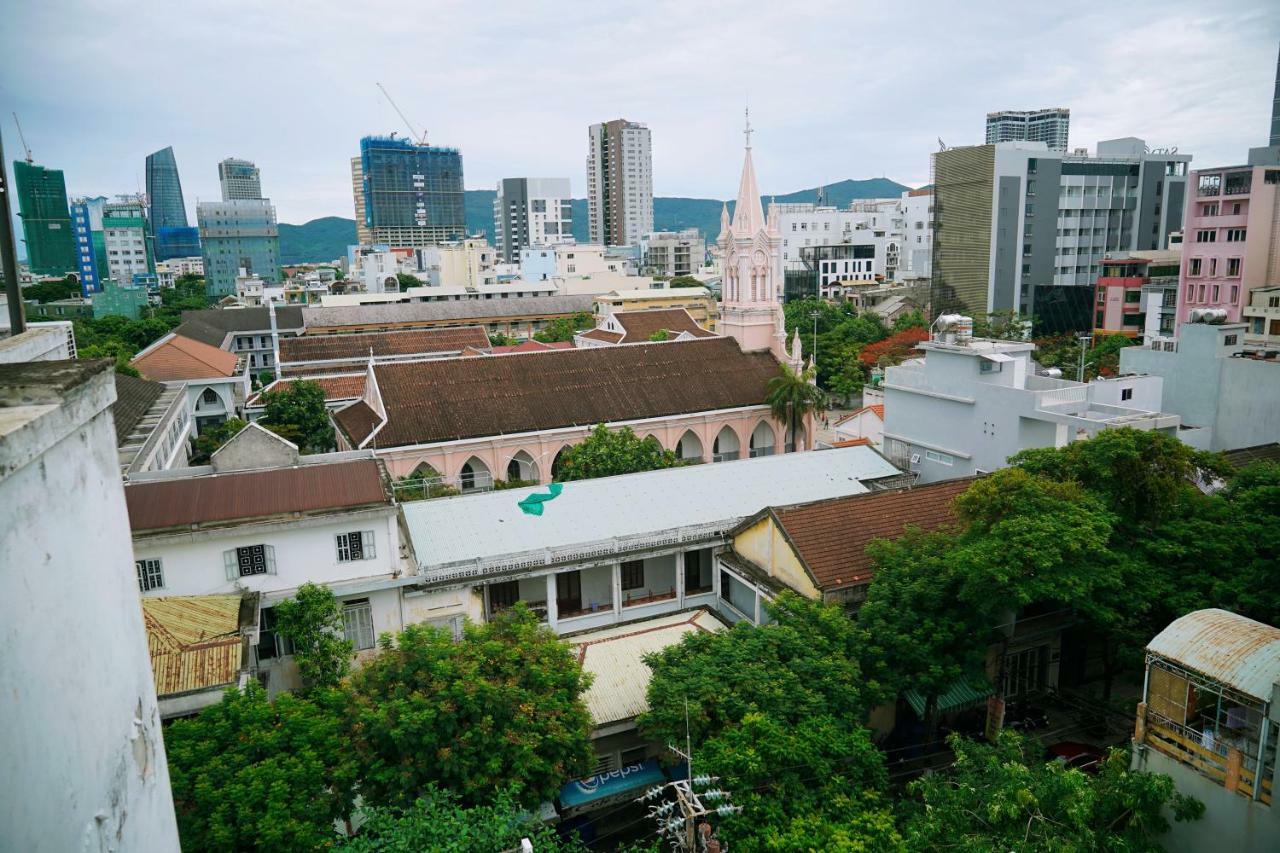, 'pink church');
332,121,814,491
